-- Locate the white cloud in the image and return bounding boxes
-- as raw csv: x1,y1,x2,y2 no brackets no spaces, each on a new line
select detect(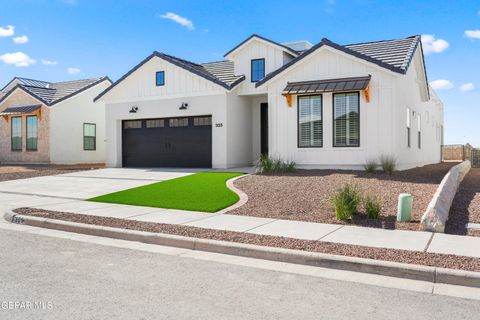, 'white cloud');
465,30,480,39
41,59,58,66
67,67,80,74
460,83,475,92
430,79,454,90
0,25,14,37
0,52,36,67
13,35,28,44
157,12,194,30
421,34,449,54
61,0,77,4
